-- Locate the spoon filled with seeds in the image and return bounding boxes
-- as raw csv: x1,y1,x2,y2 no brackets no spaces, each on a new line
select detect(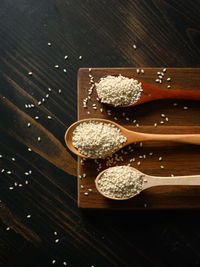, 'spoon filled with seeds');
65,118,200,159
95,166,200,200
95,74,200,107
